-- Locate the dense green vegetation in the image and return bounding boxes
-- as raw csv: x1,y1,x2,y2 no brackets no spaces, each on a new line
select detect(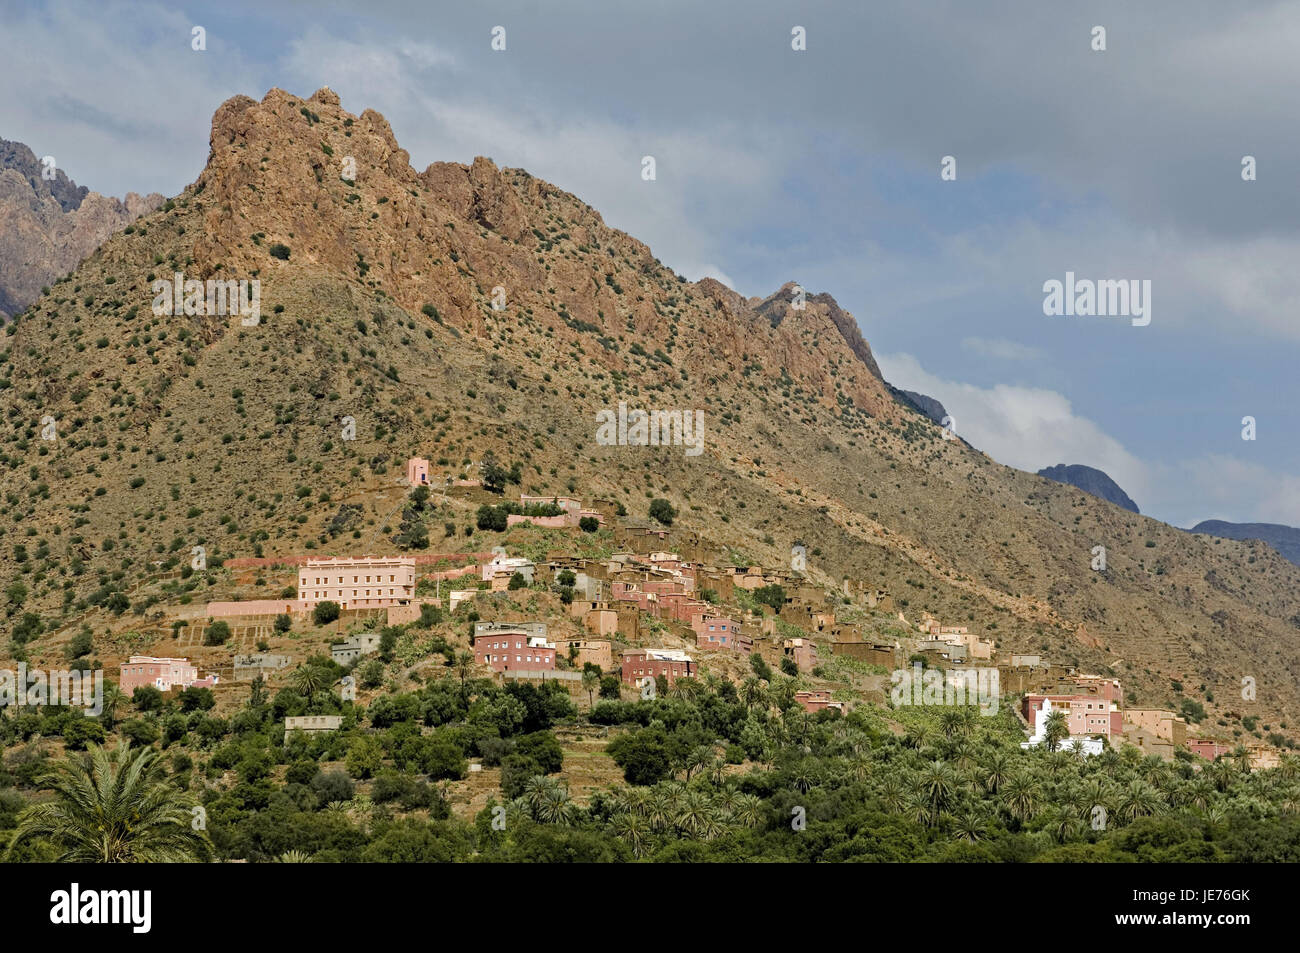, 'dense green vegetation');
3,663,1299,862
